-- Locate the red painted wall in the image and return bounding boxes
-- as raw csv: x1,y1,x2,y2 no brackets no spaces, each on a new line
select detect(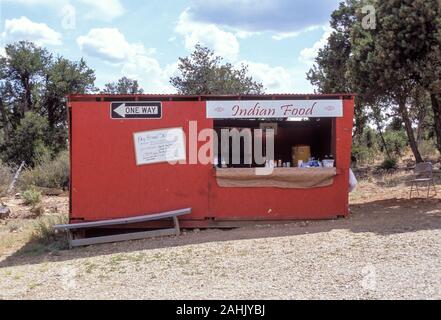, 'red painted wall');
69,96,354,226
